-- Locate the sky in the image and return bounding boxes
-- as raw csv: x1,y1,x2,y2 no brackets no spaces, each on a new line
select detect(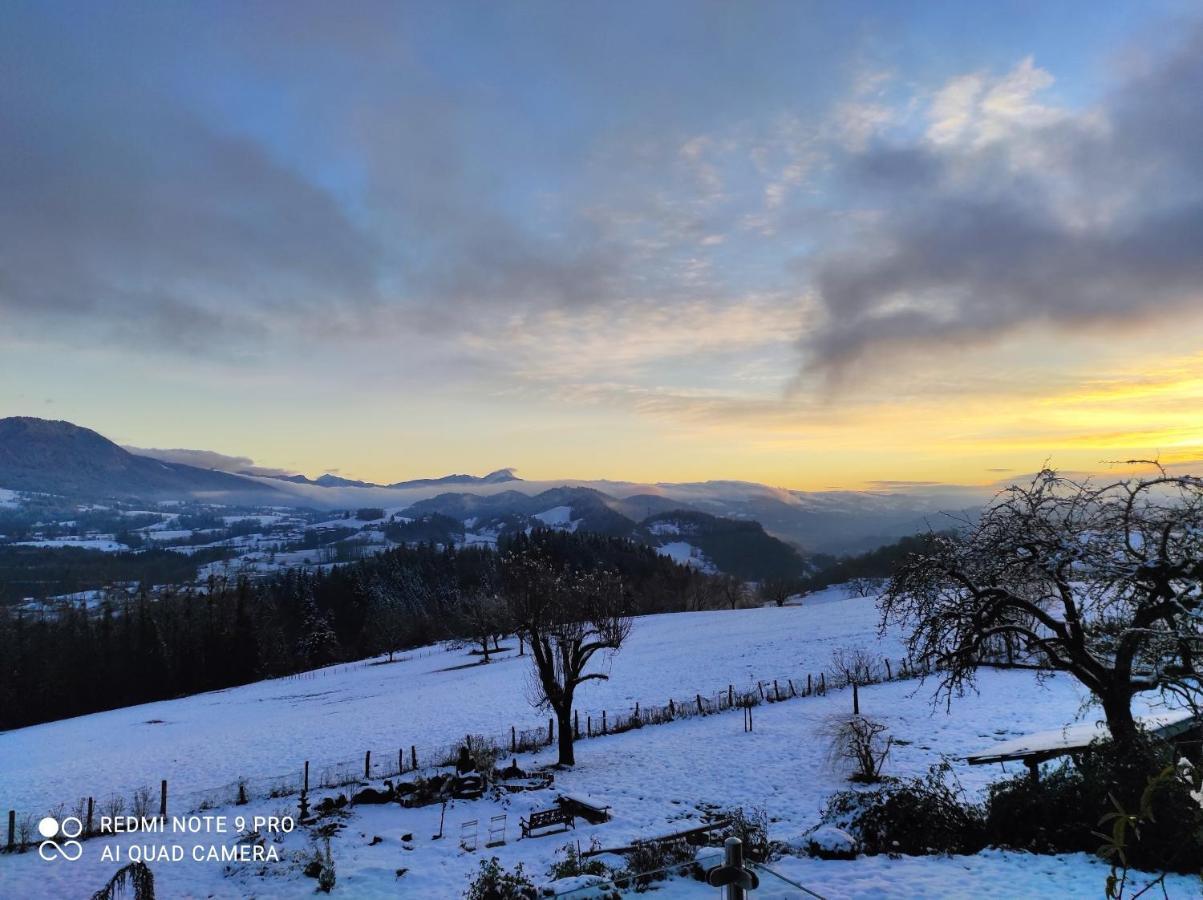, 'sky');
2,1,1202,490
